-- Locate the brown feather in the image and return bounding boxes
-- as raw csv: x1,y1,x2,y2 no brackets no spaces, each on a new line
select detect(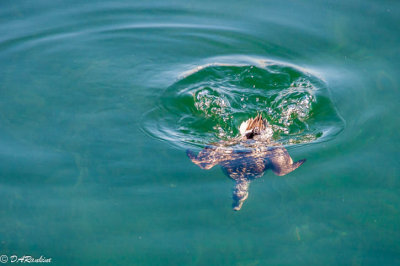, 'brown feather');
246,113,266,131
